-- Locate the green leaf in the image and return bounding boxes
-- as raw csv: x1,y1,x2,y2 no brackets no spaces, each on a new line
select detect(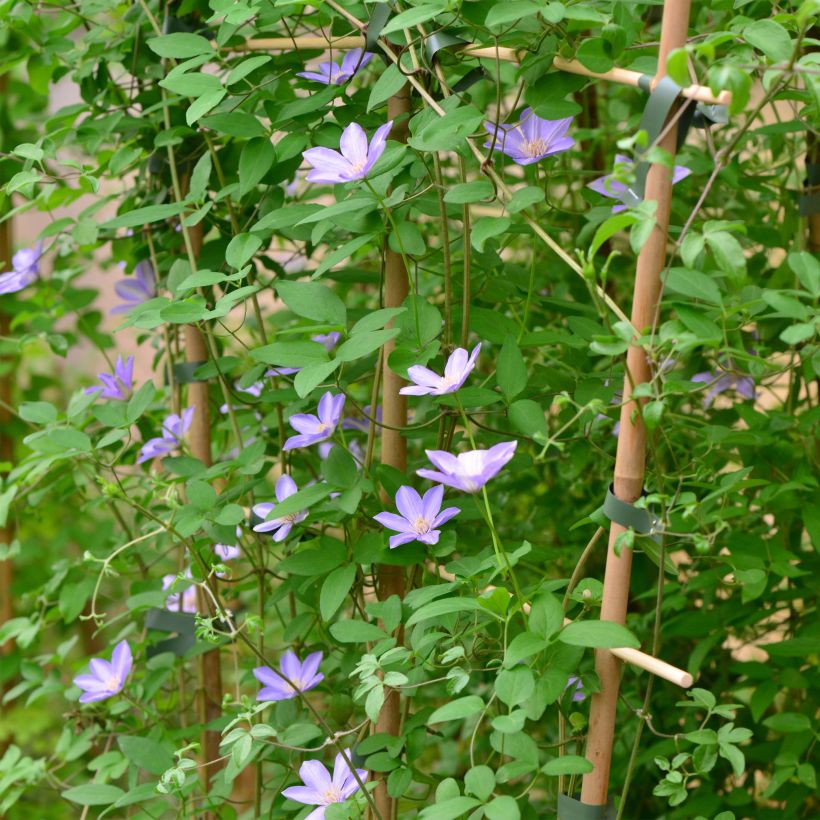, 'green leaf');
335,329,400,362
664,268,722,306
329,619,389,643
265,482,330,520
503,631,544,668
508,399,547,442
226,55,272,86
252,341,329,368
763,712,812,733
19,401,57,424
294,360,340,398
591,213,638,256
147,33,214,59
486,1,542,28
528,592,564,640
542,755,594,776
226,233,263,269
406,597,500,627
484,795,521,820
382,3,445,35
444,181,494,204
201,112,267,138
464,765,495,800
427,696,485,724
368,63,406,111
159,73,221,97
277,539,345,576
186,90,226,126
102,203,186,230
497,336,527,401
495,667,535,706
559,620,640,649
788,251,820,297
117,736,174,775
320,565,357,621
313,233,376,279
296,196,376,225
62,784,125,806
744,20,792,63
419,797,482,820
276,281,347,326
506,185,544,213
239,138,275,197
471,216,510,251
576,39,614,73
